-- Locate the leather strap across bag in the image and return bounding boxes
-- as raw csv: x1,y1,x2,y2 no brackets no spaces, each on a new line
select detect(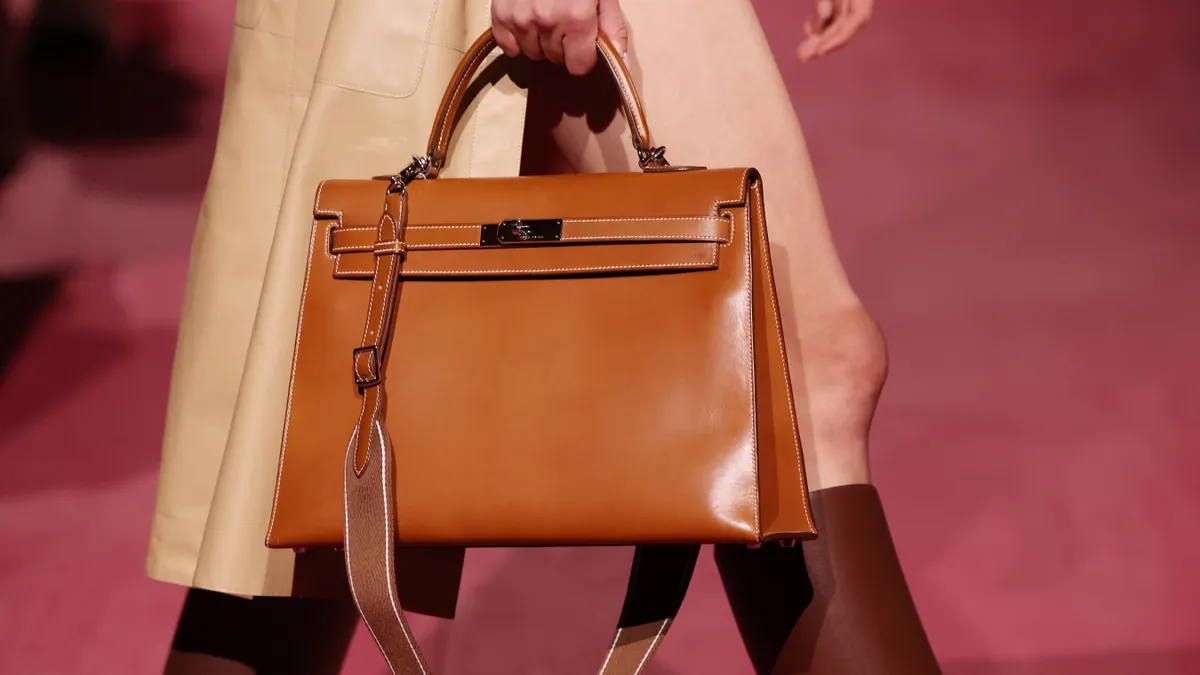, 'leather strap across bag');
267,29,817,674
